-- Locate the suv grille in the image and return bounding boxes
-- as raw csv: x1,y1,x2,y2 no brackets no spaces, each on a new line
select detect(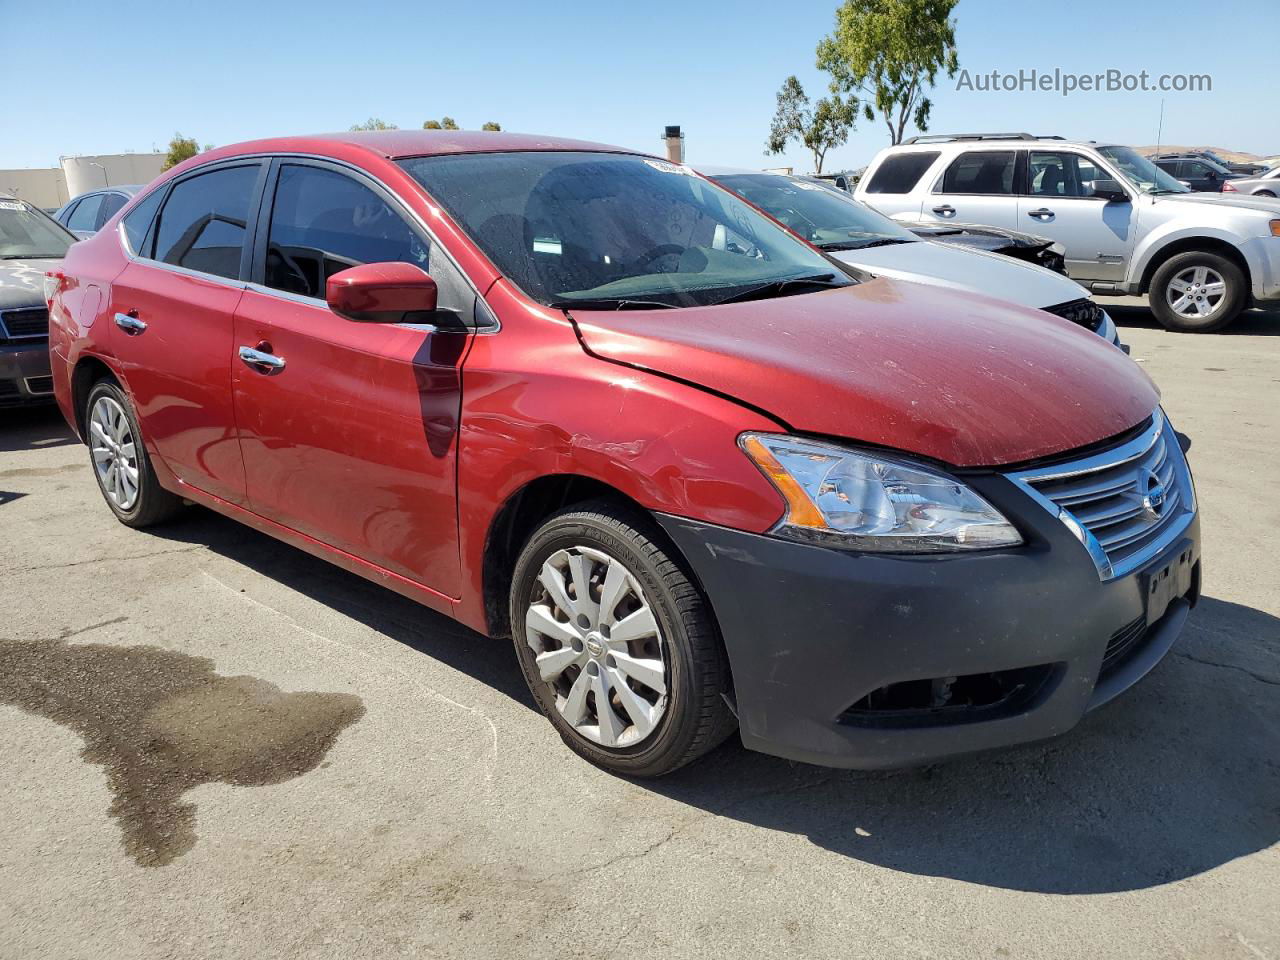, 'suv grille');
1006,413,1195,580
1043,298,1103,332
0,307,50,340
